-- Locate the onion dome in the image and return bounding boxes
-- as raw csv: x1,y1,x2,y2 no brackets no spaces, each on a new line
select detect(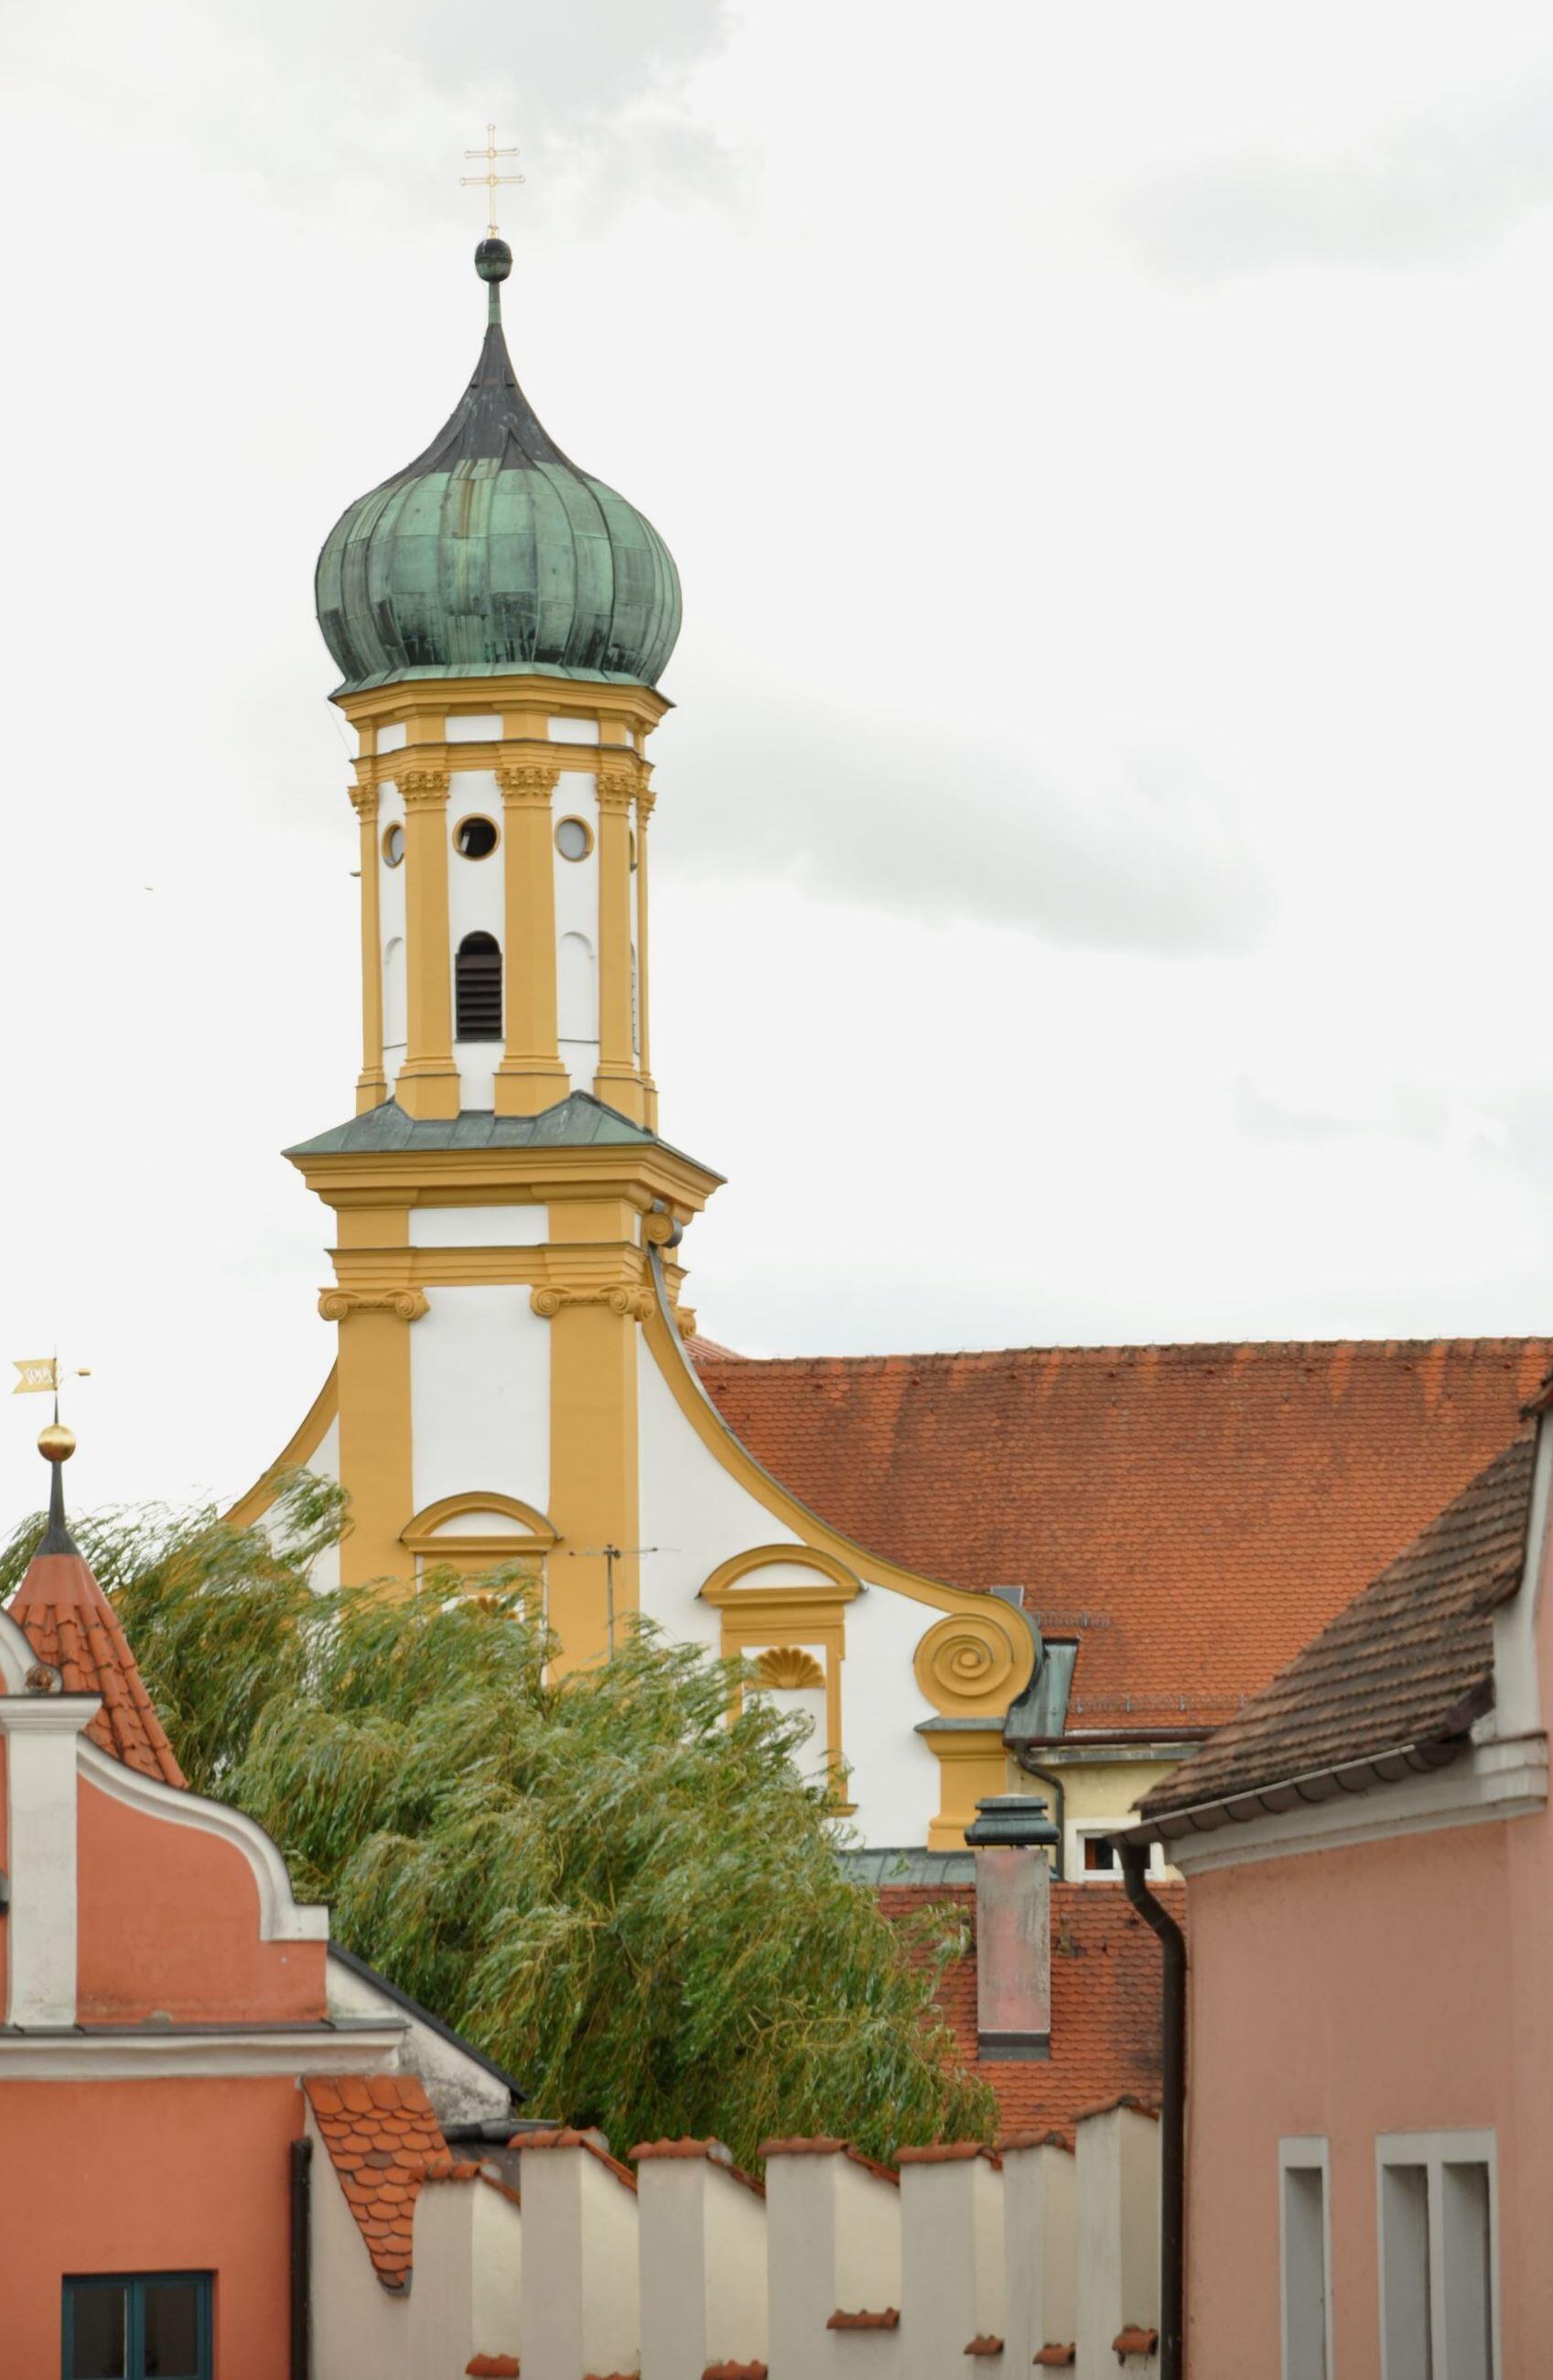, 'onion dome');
316,240,681,691
8,1423,187,1789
